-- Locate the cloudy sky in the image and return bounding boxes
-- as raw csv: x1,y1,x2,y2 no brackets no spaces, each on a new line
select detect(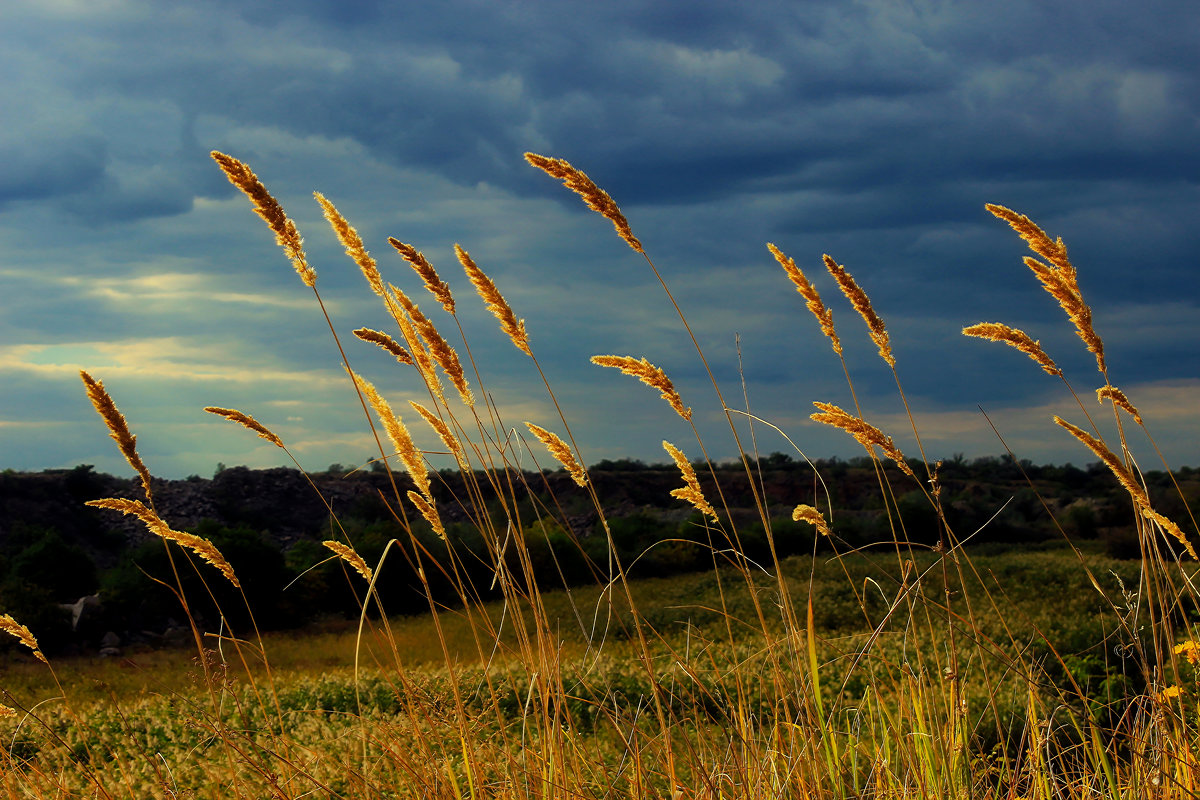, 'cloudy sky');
2,0,1198,481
